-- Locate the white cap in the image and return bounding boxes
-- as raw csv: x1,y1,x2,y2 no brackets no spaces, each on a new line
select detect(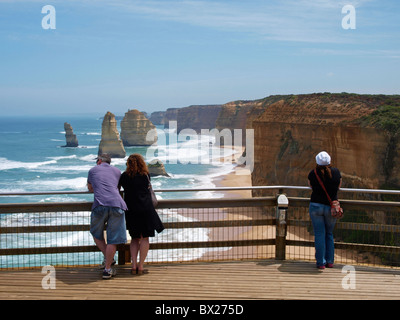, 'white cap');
316,151,331,166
